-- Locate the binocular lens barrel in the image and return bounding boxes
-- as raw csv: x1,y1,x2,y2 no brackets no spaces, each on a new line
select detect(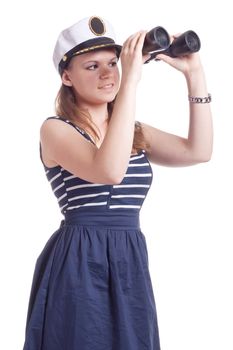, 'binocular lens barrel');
156,27,170,49
143,26,201,63
142,26,170,53
168,30,201,57
186,31,201,51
